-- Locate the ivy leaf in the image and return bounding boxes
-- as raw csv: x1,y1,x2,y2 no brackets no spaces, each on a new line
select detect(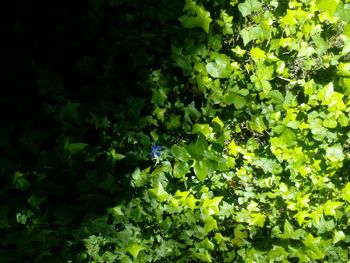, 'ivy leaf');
323,200,343,216
333,230,345,244
317,0,339,18
149,182,169,202
212,116,224,130
107,149,125,162
126,242,145,258
232,45,247,56
131,167,150,188
238,0,262,17
249,213,266,227
269,90,284,105
254,158,281,174
186,194,199,210
317,83,345,111
285,219,295,235
283,91,298,109
325,144,344,163
250,115,267,133
203,197,223,215
294,210,310,226
337,112,349,127
309,117,328,141
341,182,350,202
16,212,28,225
166,114,182,129
206,54,232,78
200,238,215,251
12,172,30,191
194,250,212,262
240,28,259,46
303,234,326,260
271,128,296,148
171,145,191,162
152,87,168,105
339,77,350,95
192,124,214,140
186,135,208,160
173,162,190,178
194,160,209,182
208,34,222,51
65,142,88,155
205,62,219,78
296,193,311,209
179,5,212,33
337,62,350,77
204,216,218,234
297,42,315,57
256,64,274,81
281,10,297,27
227,140,242,156
225,94,247,109
58,101,80,122
171,46,192,73
250,47,265,59
251,64,274,92
323,115,338,128
313,215,335,234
